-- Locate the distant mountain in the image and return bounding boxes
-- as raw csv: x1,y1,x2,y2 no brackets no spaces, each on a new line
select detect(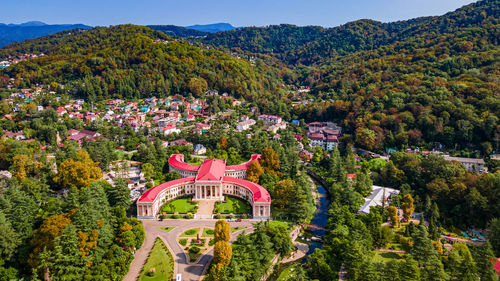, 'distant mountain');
147,25,209,37
186,23,238,33
200,0,499,65
0,22,92,47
